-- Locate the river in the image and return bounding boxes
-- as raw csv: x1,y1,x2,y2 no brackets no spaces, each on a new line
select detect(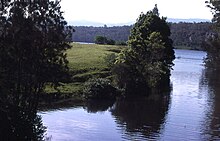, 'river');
40,49,220,141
